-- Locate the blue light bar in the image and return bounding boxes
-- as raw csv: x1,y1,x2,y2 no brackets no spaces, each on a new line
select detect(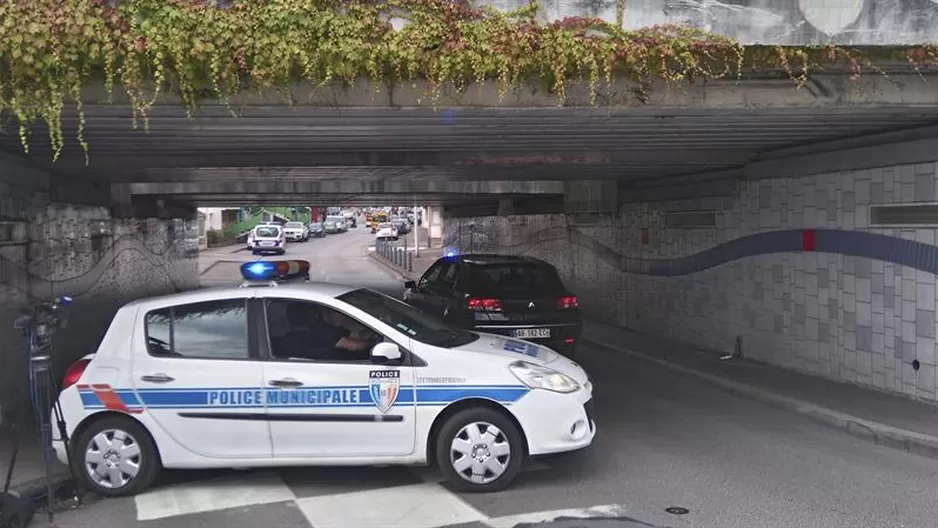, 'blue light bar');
239,260,311,282
242,261,277,281
444,248,458,257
